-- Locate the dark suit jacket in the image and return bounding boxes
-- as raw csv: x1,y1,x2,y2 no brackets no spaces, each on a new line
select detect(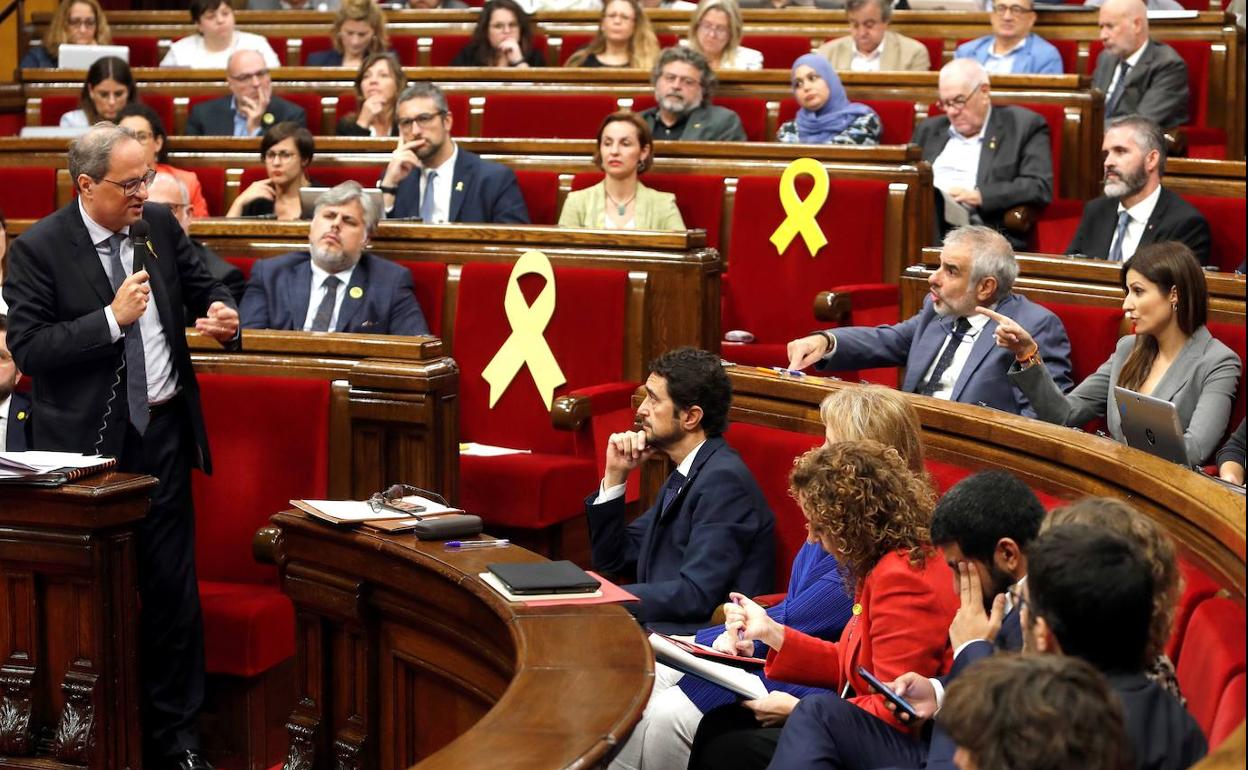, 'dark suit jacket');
820,293,1073,416
585,436,776,634
185,241,245,323
239,251,429,335
912,105,1054,242
1066,187,1212,266
4,391,31,452
1092,39,1190,127
185,94,308,137
2,202,236,468
639,103,749,142
388,147,530,224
